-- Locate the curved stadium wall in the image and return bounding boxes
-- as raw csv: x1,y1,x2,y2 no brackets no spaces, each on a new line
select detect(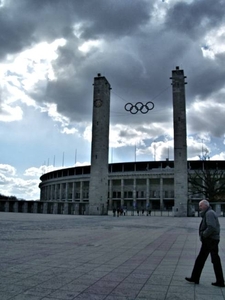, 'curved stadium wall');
39,160,225,215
